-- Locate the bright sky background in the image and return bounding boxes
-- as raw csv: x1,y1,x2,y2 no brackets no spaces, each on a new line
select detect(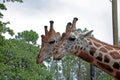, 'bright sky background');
2,0,120,45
